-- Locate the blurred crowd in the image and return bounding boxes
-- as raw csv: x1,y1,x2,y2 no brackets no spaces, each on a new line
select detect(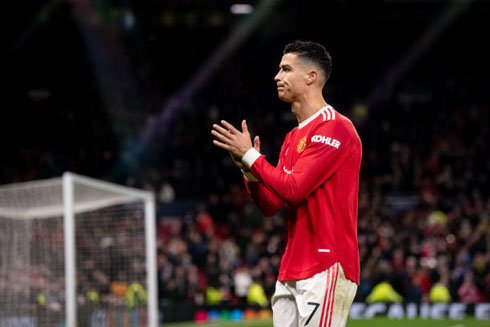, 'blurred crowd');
2,68,489,313
1,35,489,316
